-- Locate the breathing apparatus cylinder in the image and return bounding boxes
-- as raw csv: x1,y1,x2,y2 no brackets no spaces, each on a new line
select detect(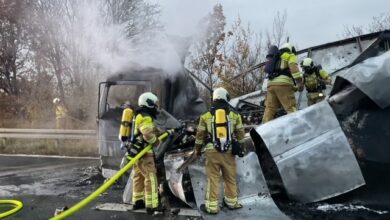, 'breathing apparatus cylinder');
118,108,133,142
214,109,231,152
215,109,227,139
